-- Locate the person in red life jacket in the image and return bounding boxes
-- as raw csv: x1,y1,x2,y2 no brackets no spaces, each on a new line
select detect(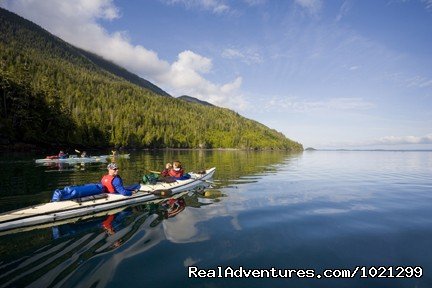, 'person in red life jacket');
168,161,184,178
58,150,67,159
161,162,173,177
101,163,134,196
